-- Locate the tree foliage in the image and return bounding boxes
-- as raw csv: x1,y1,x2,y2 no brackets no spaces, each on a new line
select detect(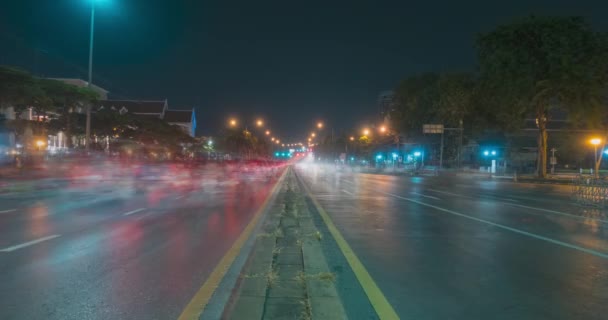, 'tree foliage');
476,15,608,177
